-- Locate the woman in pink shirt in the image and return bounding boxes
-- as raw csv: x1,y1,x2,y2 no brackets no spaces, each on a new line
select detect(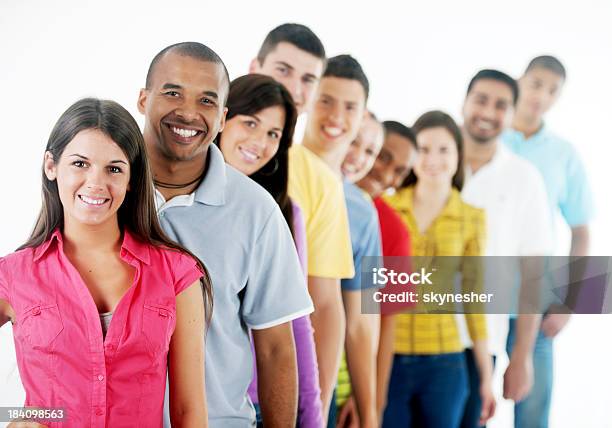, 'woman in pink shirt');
0,98,212,427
